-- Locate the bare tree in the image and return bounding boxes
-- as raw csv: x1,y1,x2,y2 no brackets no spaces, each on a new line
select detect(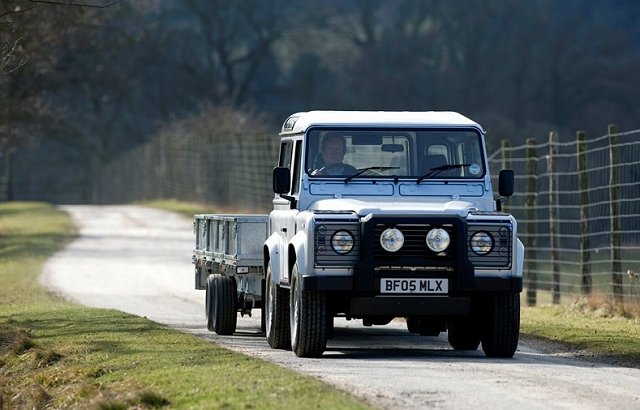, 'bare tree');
182,0,293,106
0,0,116,151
